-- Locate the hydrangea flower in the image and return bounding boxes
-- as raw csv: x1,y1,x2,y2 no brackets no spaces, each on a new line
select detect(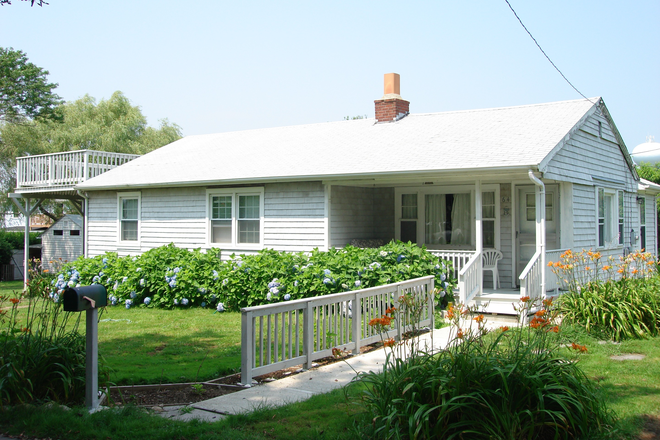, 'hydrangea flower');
213,270,219,281
435,264,441,270
323,277,333,285
441,273,446,281
222,278,228,286
174,267,181,274
68,280,75,287
323,269,331,275
144,297,151,305
132,257,138,262
198,287,207,294
169,280,177,288
284,294,291,301
139,278,145,287
397,254,405,263
52,294,60,303
267,279,280,289
102,258,108,265
99,271,104,277
369,262,381,269
173,298,179,305
437,290,446,298
341,283,348,289
355,280,361,287
216,302,225,312
181,298,189,306
125,299,133,309
201,302,206,308
380,250,388,257
122,276,128,283
266,292,272,301
130,291,137,299
113,282,118,291
270,287,280,294
110,295,117,306
294,280,299,287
